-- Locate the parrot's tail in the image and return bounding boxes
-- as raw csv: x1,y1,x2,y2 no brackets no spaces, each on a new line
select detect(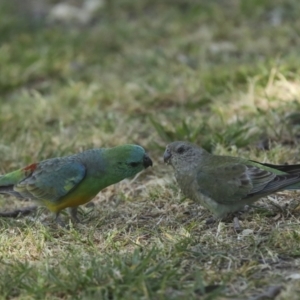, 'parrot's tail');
285,183,300,190
0,185,23,198
0,185,13,194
